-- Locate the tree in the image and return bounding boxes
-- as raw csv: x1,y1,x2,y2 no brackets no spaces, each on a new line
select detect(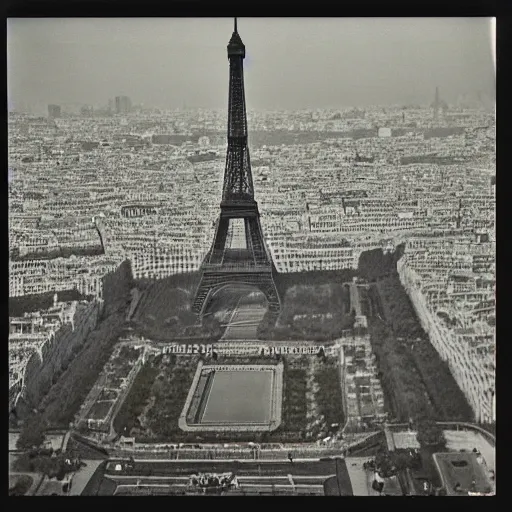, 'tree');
375,451,396,477
416,419,446,448
16,415,46,450
9,475,33,496
372,479,384,494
